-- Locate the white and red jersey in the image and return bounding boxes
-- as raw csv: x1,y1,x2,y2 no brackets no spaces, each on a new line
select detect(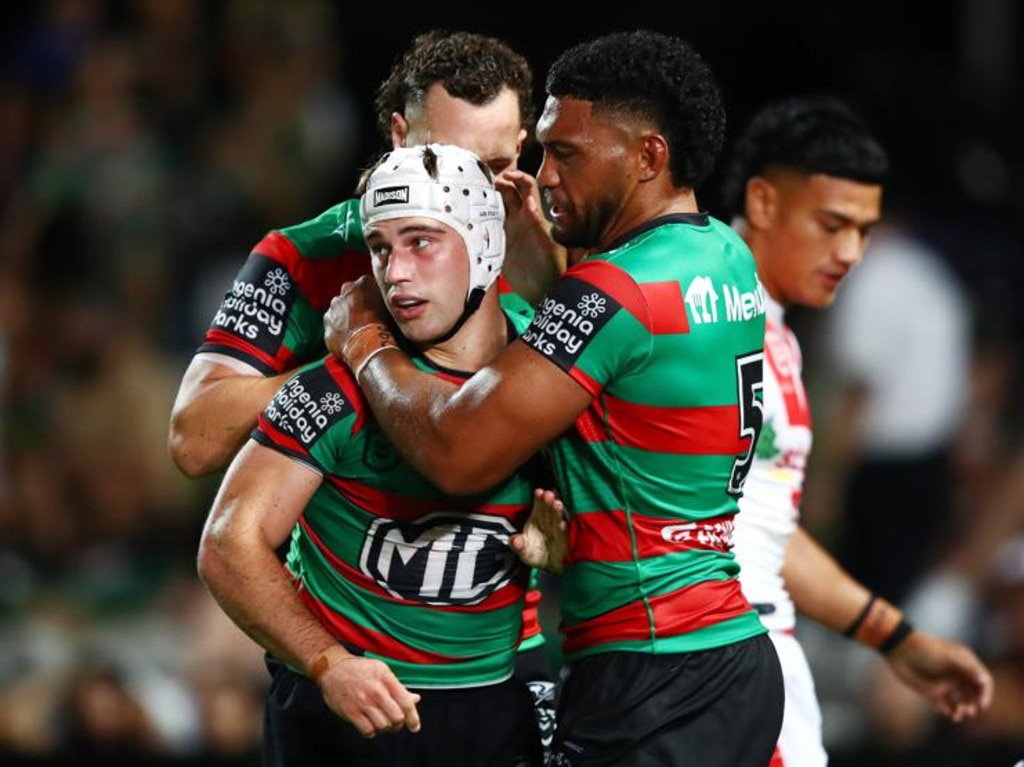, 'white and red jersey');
734,296,825,767
733,297,813,634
